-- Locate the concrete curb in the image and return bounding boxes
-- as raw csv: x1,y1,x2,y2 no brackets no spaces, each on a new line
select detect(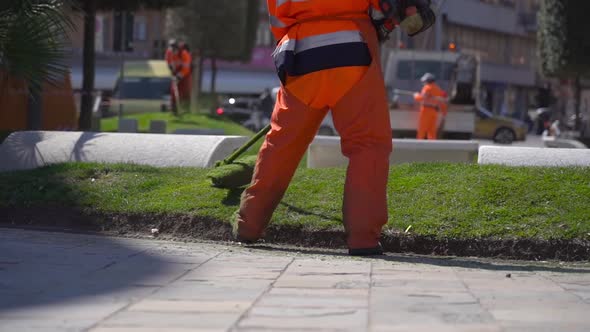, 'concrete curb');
308,136,479,168
479,146,590,167
0,131,248,172
2,207,589,261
